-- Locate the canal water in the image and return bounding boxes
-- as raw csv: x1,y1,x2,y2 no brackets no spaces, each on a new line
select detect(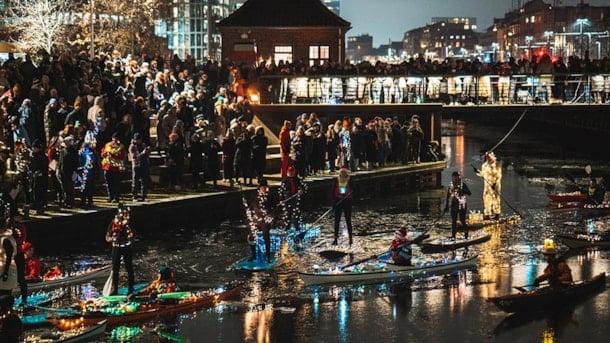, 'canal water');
37,122,610,343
